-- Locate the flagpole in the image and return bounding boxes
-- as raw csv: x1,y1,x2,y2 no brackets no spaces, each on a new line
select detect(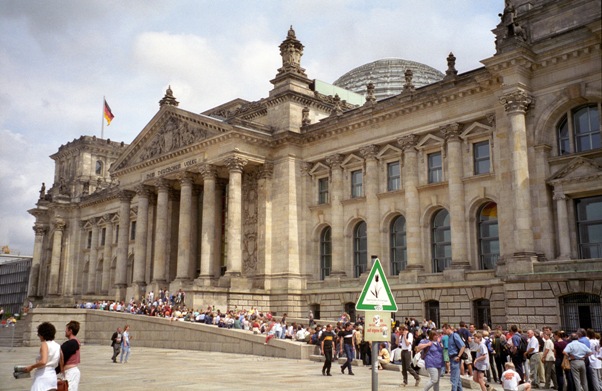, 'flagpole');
101,96,105,139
